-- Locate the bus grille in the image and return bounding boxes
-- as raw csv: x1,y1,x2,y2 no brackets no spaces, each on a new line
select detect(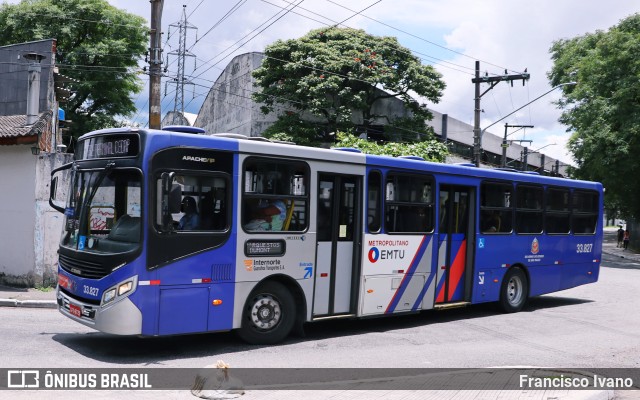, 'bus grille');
59,254,107,279
212,264,233,281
